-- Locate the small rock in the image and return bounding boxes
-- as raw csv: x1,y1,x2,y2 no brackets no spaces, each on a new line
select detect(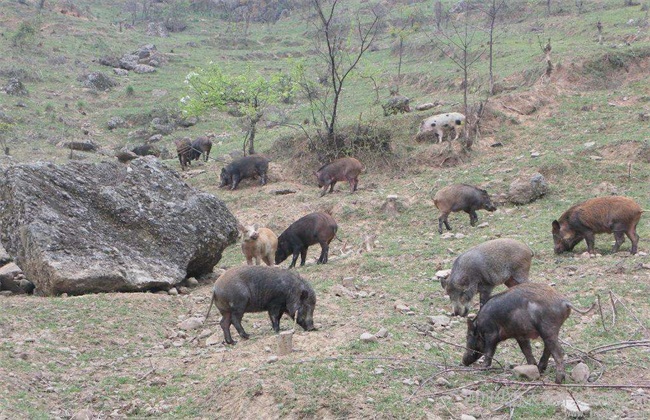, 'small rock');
71,408,94,420
341,277,355,289
454,233,465,239
331,284,356,298
571,362,590,383
583,141,595,148
638,251,648,256
360,332,377,343
205,334,221,346
394,300,410,312
374,368,384,375
113,68,129,76
513,364,540,380
562,399,591,418
476,222,489,228
435,269,451,279
172,339,184,347
264,346,272,353
186,277,199,287
441,233,454,239
424,343,432,351
178,317,203,331
168,288,179,296
427,315,451,327
589,155,603,161
267,355,279,363
460,415,477,420
435,377,450,386
530,152,540,158
375,328,389,338
198,329,212,339
402,378,416,386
